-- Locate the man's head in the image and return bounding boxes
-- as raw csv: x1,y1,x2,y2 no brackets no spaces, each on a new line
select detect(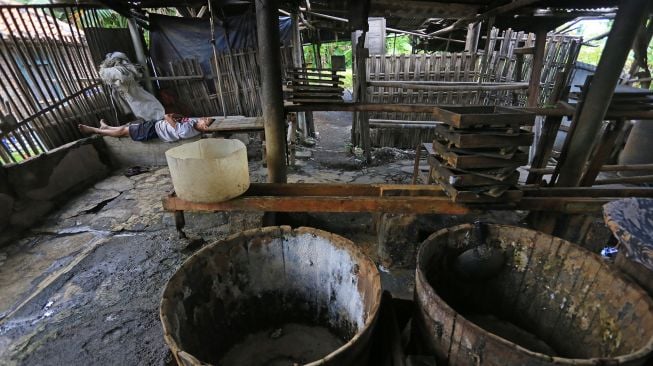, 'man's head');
165,113,184,123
